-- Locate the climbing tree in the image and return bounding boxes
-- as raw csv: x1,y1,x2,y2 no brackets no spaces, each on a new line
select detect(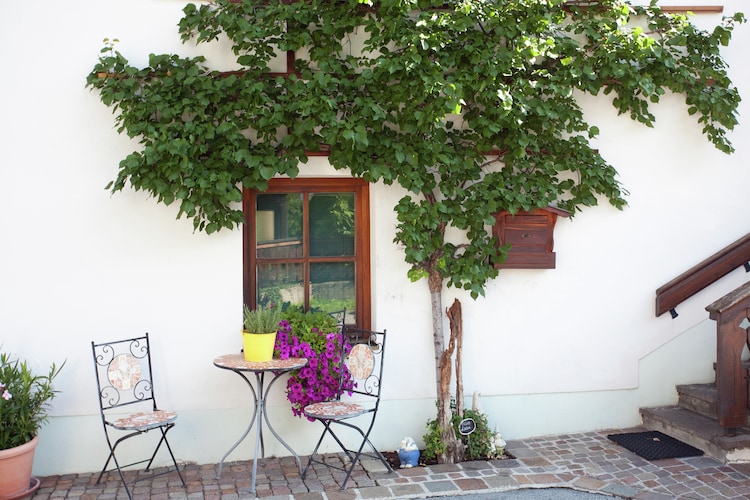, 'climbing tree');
87,0,744,463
